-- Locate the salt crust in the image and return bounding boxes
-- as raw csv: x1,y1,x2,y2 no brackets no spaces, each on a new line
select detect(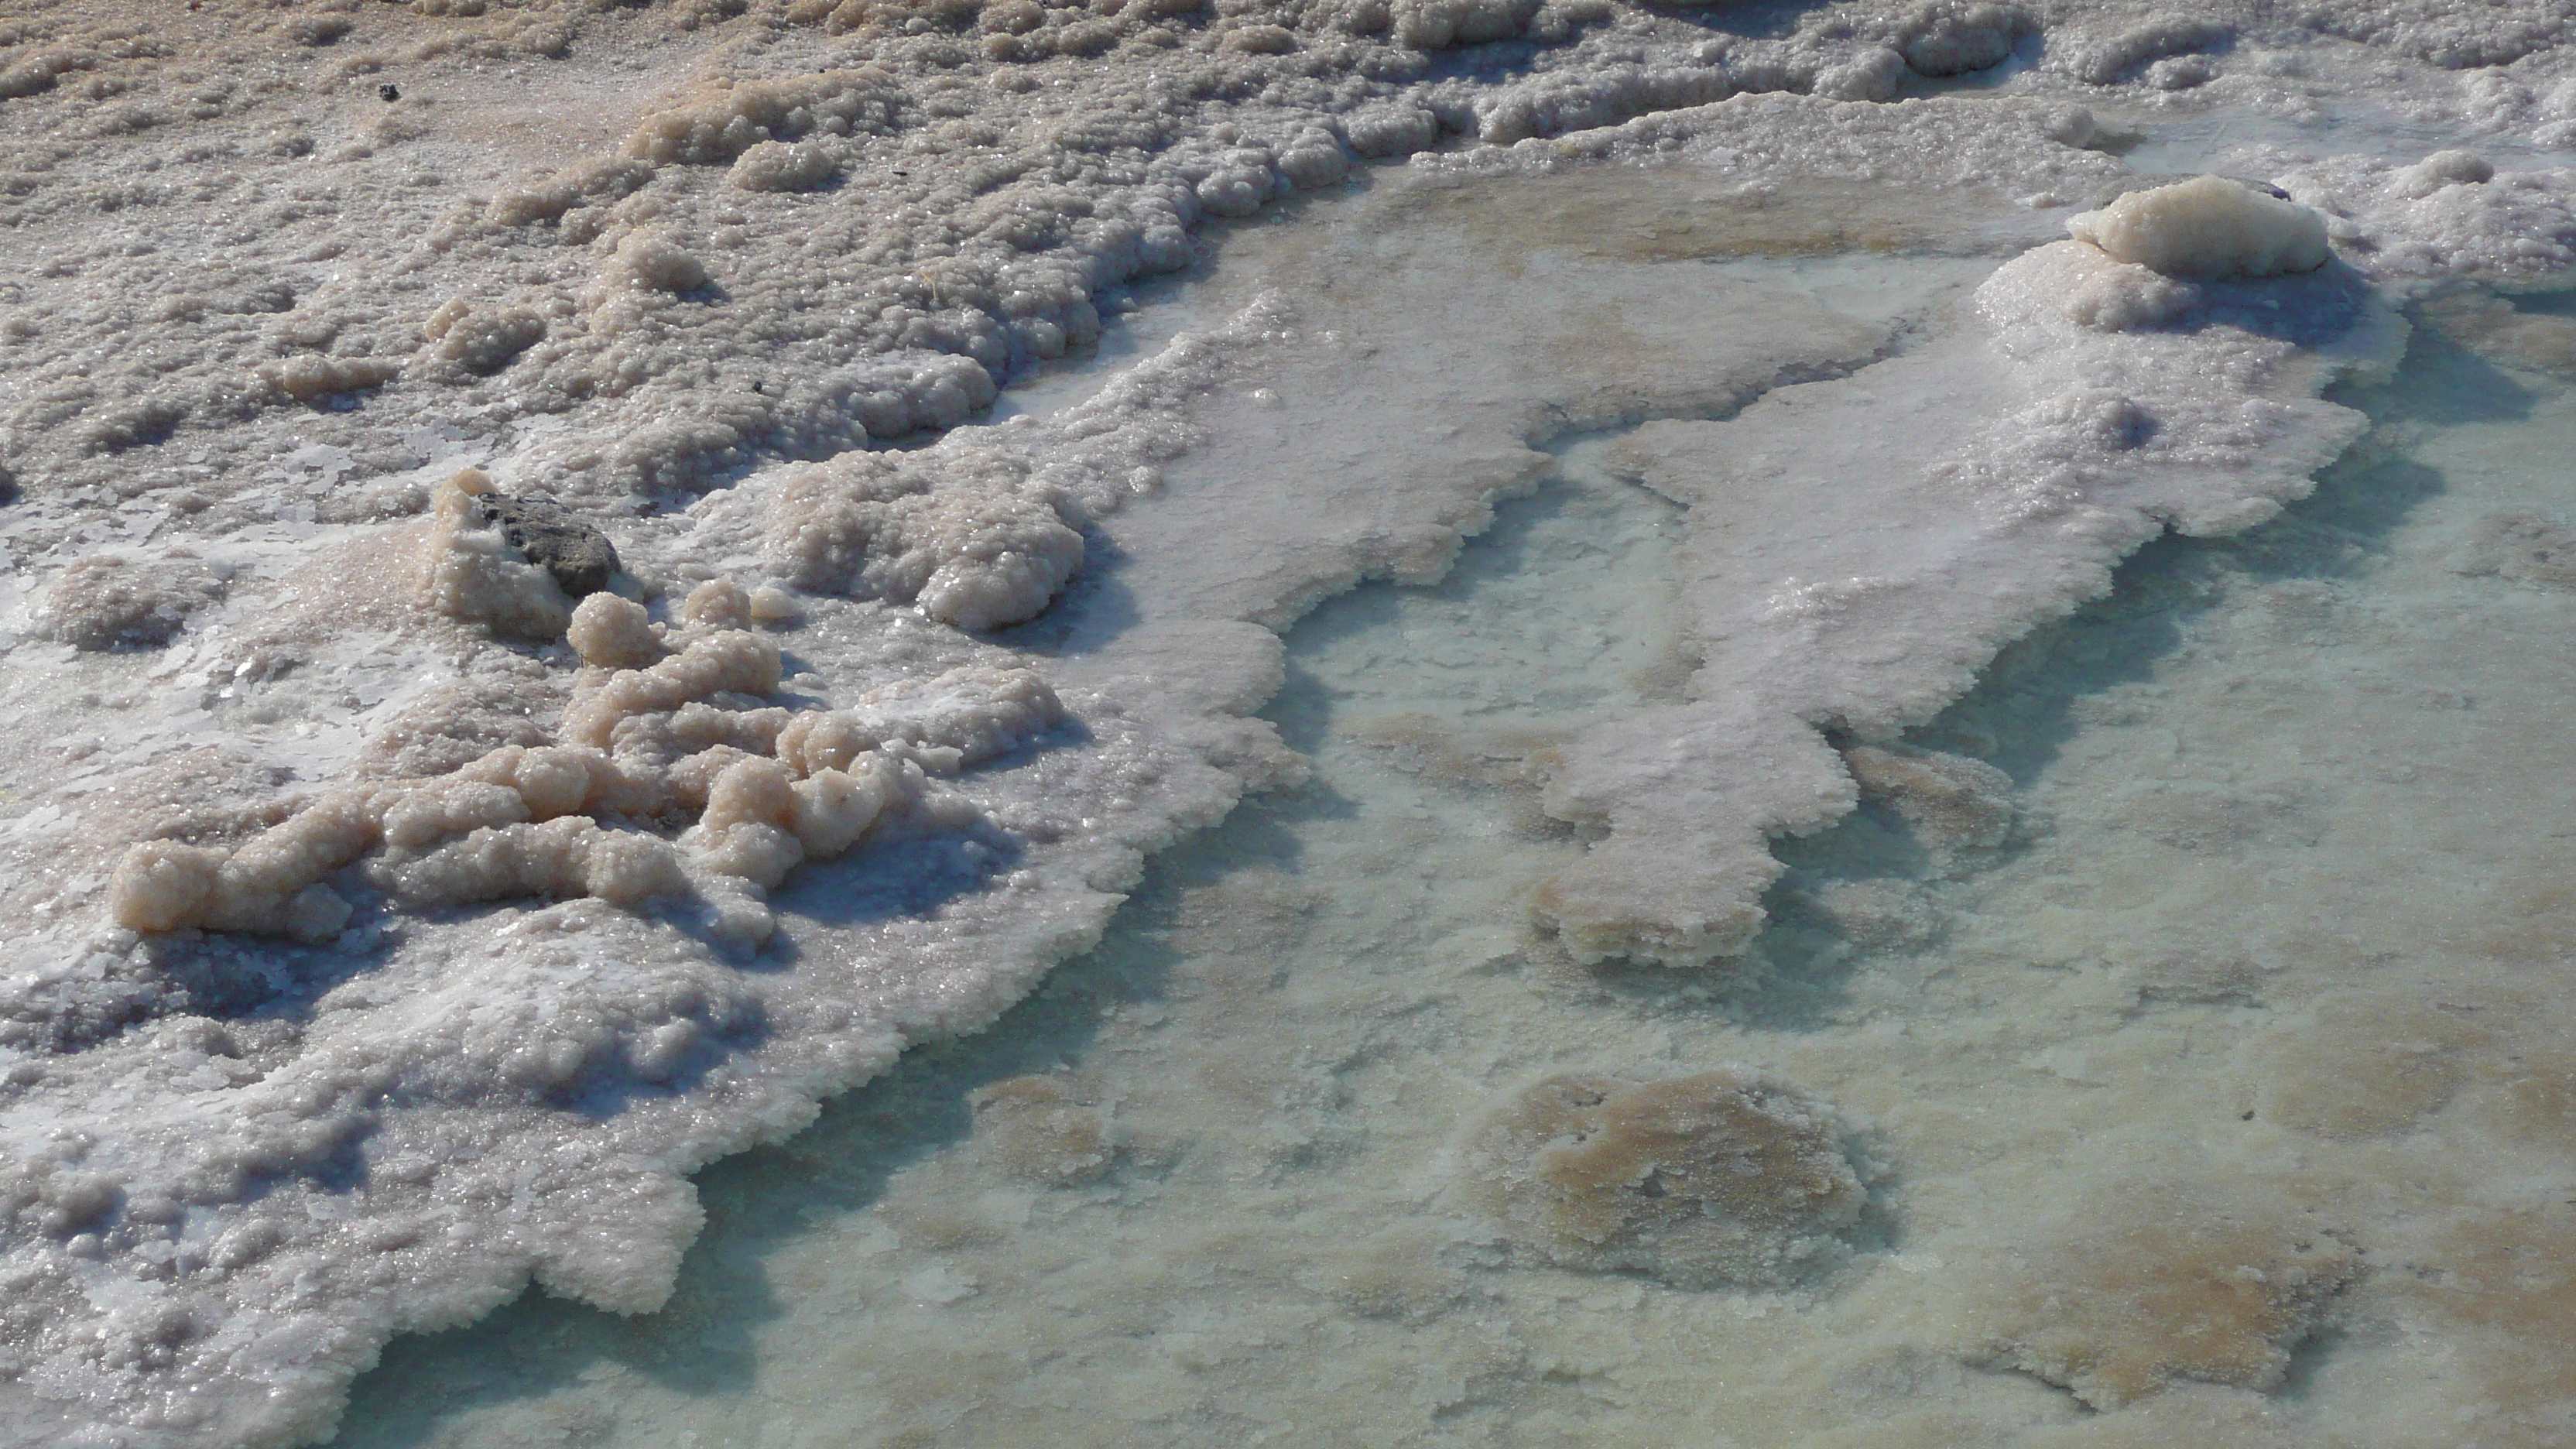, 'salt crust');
5,1,2576,1443
1534,169,2406,968
110,536,1063,946
0,0,2554,553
